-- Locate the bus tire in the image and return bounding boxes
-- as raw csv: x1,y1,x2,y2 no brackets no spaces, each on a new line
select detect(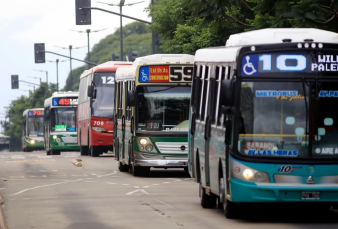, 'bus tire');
199,182,216,208
119,162,129,172
51,150,60,155
224,200,239,219
90,146,100,157
80,146,89,156
218,177,225,209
